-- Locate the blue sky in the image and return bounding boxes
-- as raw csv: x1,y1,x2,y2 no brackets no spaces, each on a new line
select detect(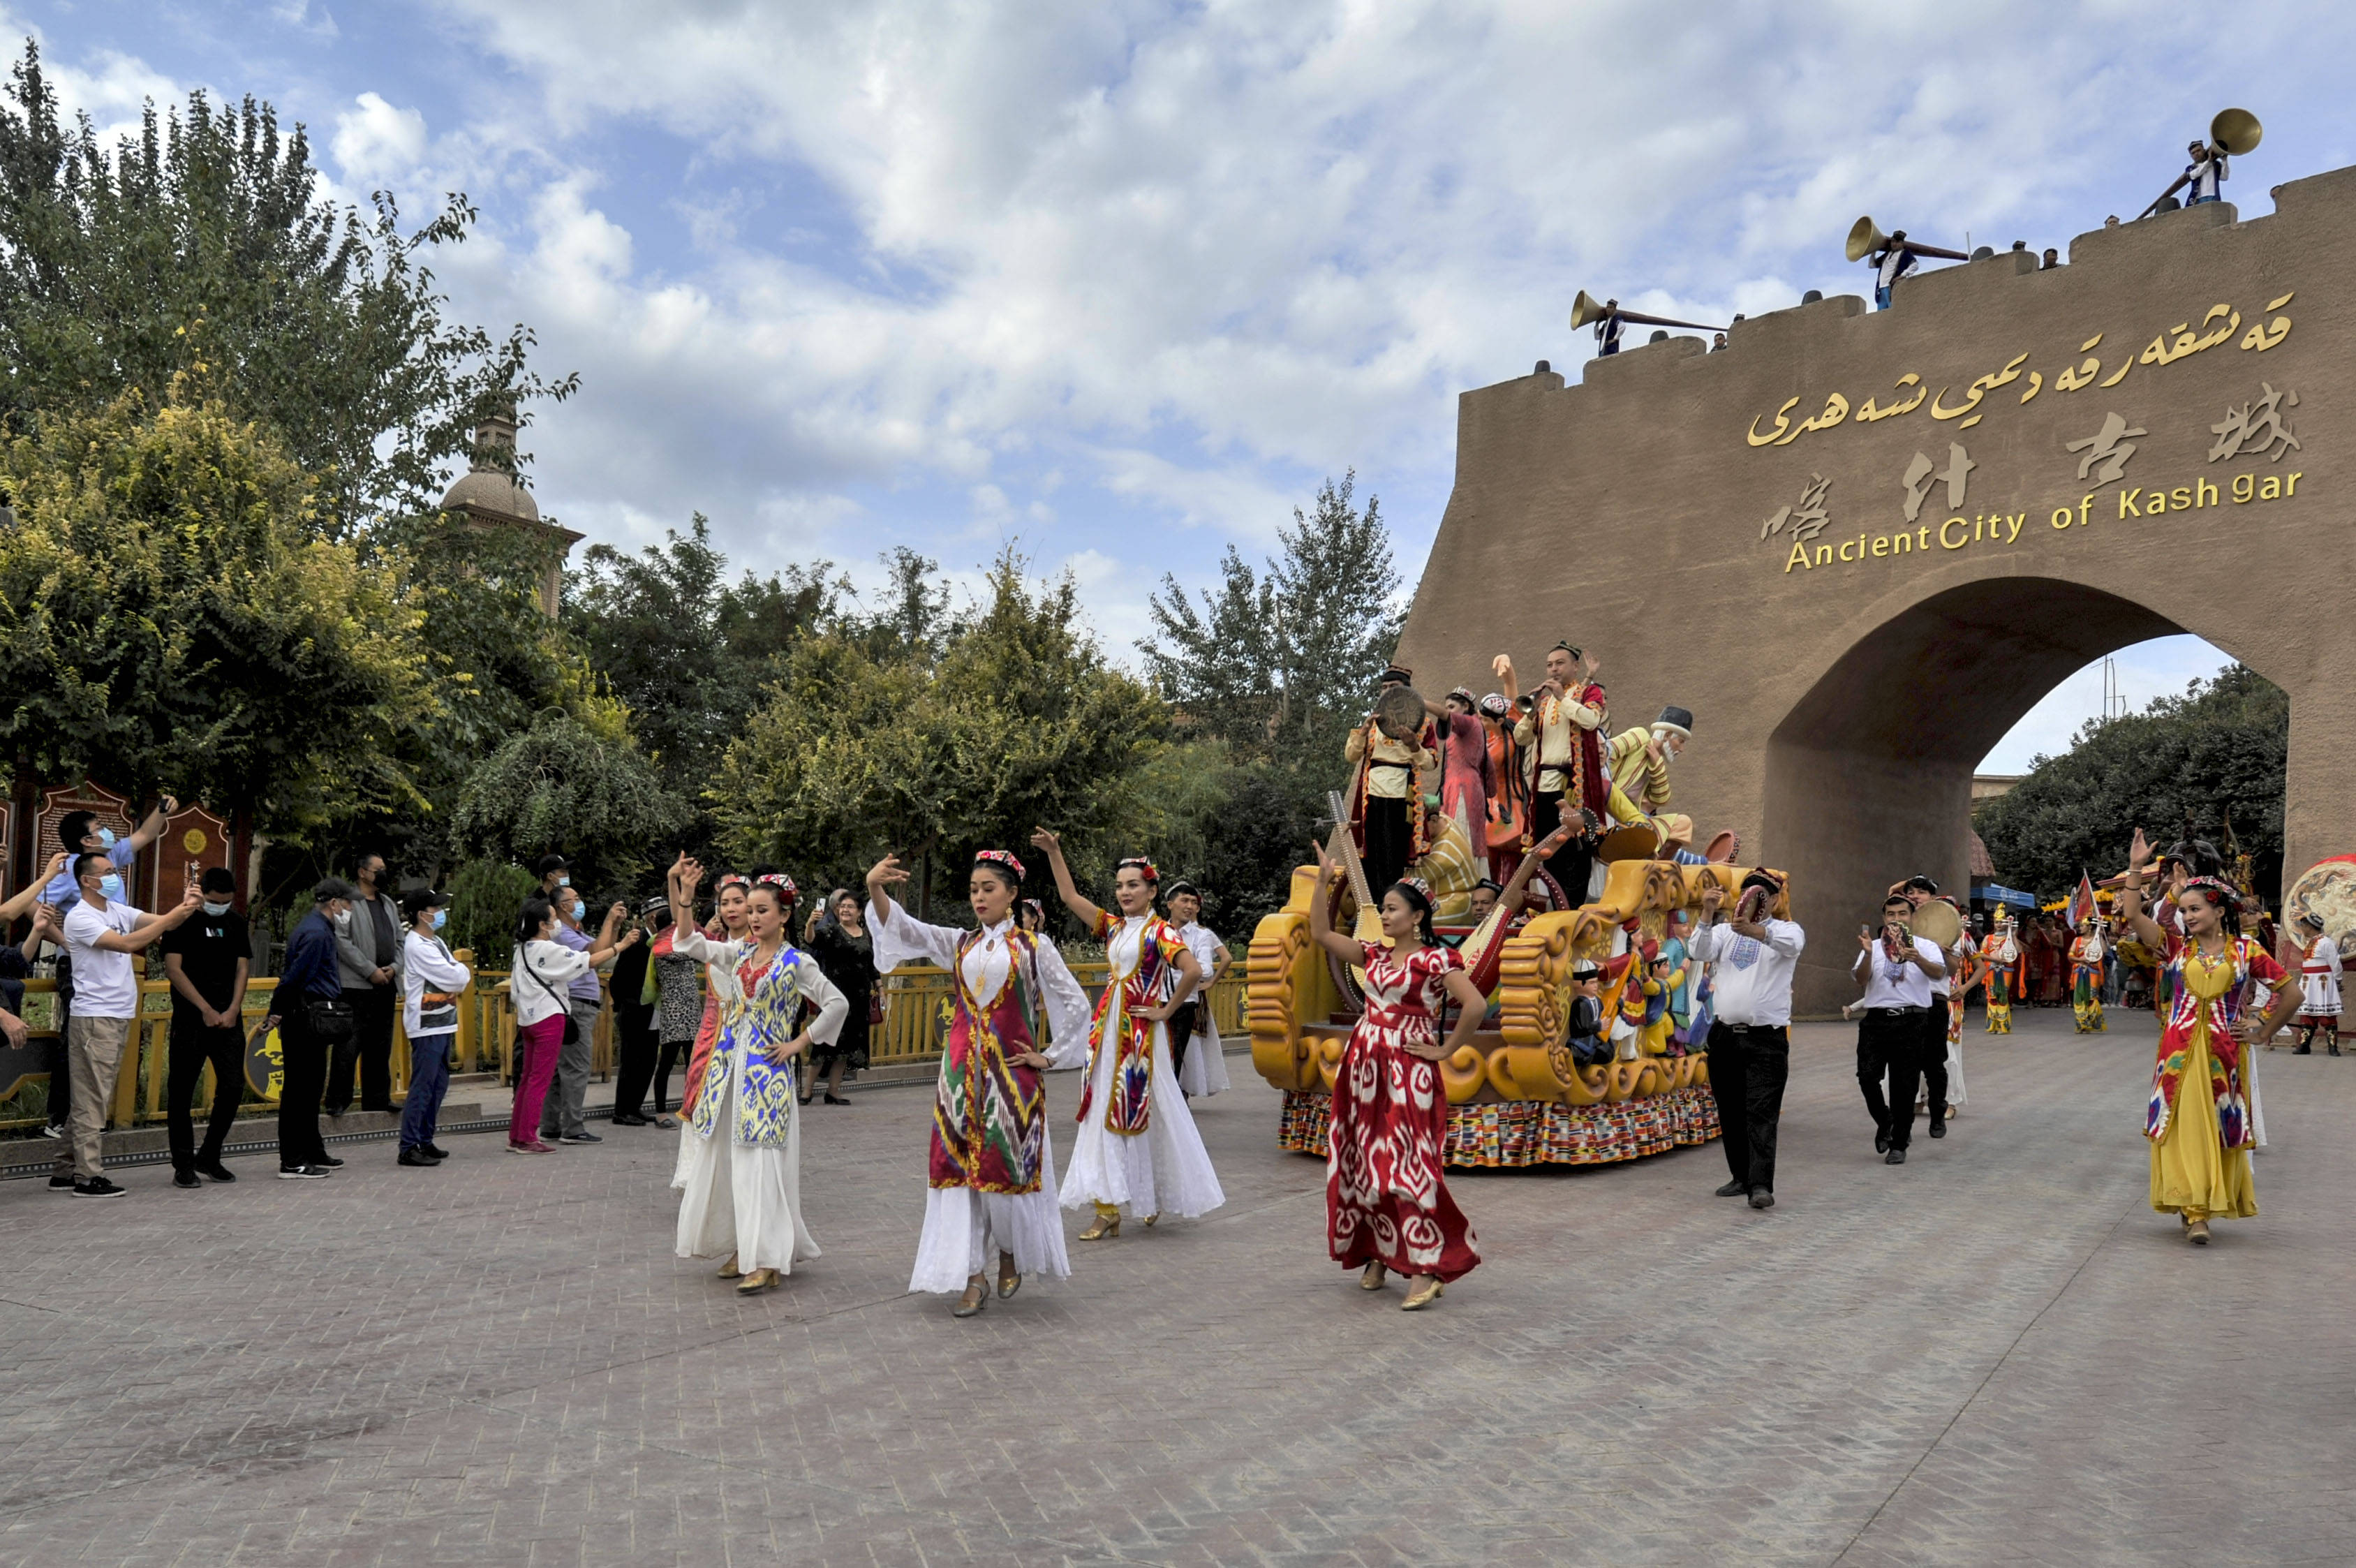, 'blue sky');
20,1,2353,770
